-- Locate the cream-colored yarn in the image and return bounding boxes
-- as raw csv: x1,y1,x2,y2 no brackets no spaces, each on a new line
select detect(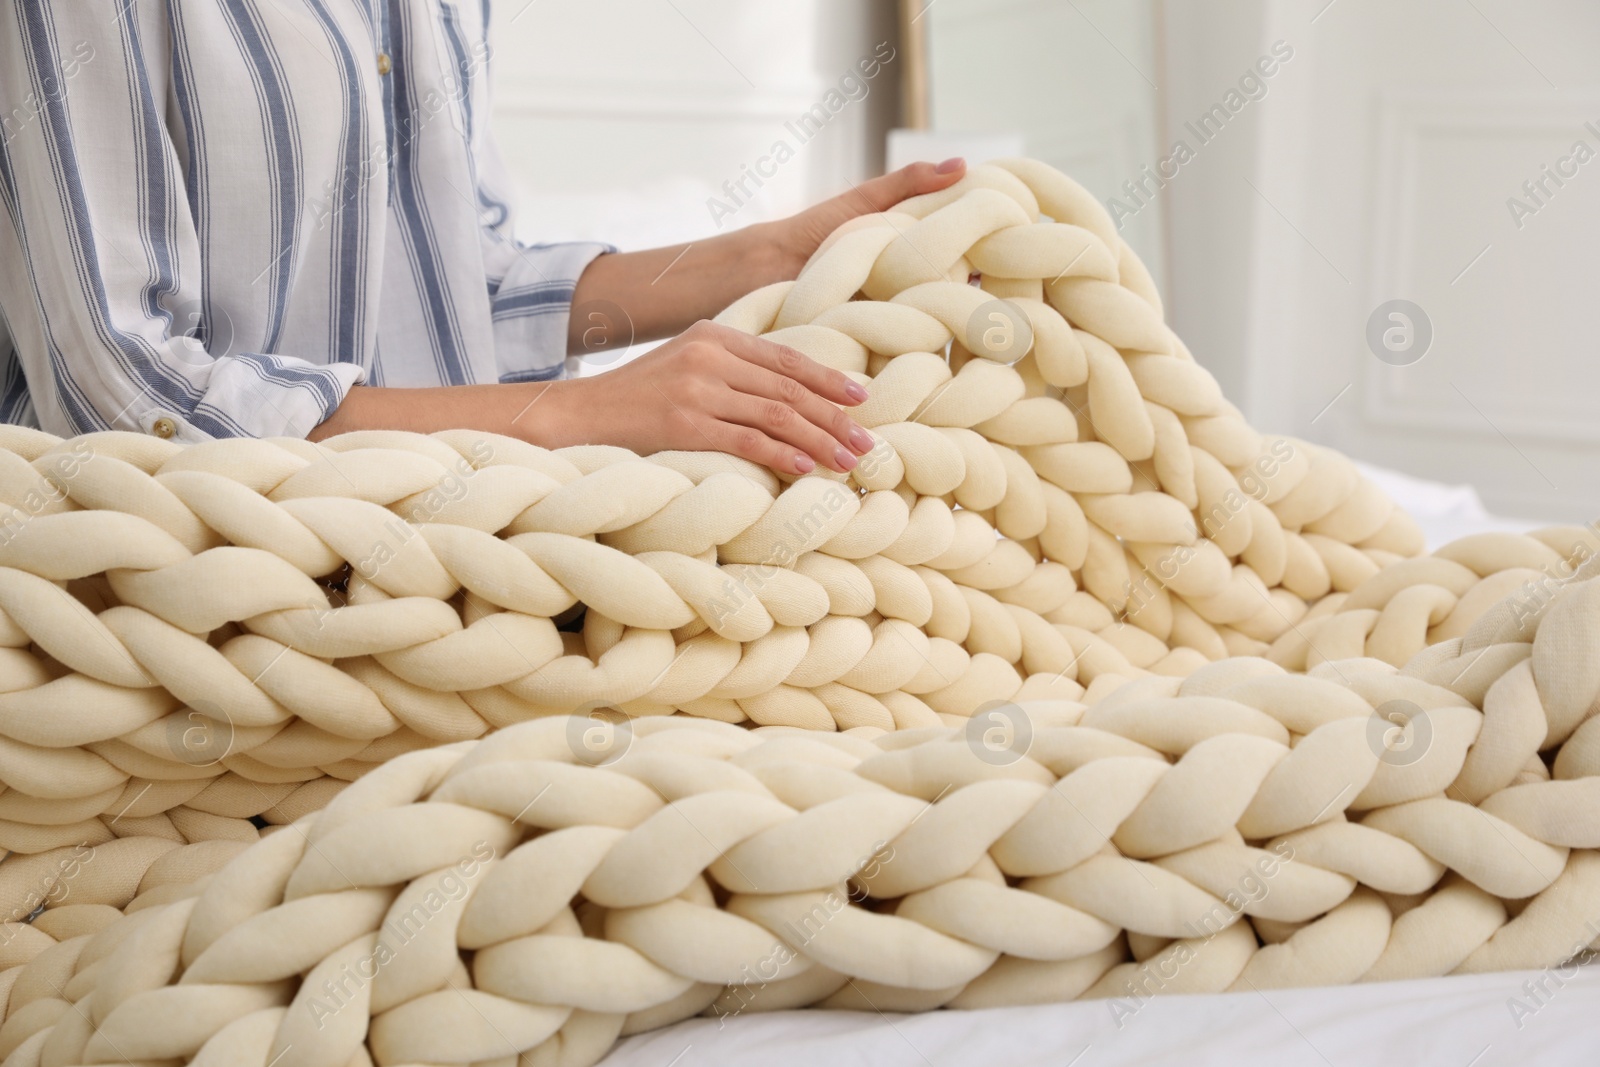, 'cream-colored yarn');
0,157,1593,1065
0,161,1438,862
1267,528,1600,670
0,554,1595,1066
